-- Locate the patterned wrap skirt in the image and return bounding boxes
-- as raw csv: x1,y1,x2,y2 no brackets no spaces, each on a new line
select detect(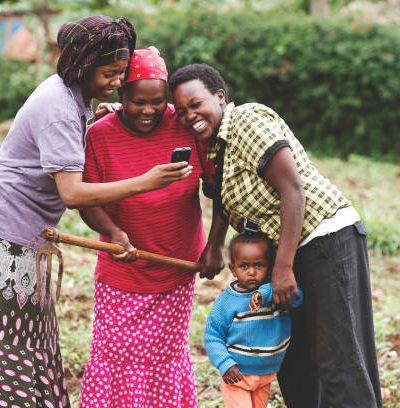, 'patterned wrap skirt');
80,278,198,408
0,239,70,408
